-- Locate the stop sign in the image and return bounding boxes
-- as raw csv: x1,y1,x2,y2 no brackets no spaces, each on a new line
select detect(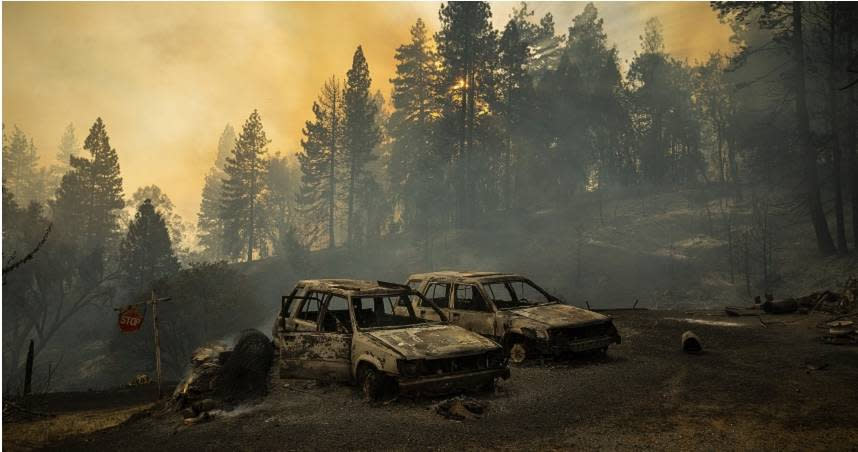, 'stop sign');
118,305,144,332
